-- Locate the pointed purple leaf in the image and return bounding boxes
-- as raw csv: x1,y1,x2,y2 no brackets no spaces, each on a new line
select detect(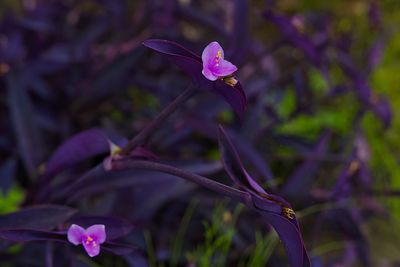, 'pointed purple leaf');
260,212,310,267
324,208,370,266
7,71,46,179
368,39,384,71
0,158,16,196
0,229,66,243
263,10,321,66
101,241,137,255
282,131,332,198
218,126,310,267
218,126,267,194
44,129,126,178
0,229,136,256
0,205,76,230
